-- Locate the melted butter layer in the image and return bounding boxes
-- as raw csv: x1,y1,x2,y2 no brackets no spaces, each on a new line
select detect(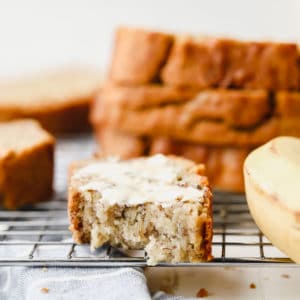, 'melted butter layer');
73,155,205,207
